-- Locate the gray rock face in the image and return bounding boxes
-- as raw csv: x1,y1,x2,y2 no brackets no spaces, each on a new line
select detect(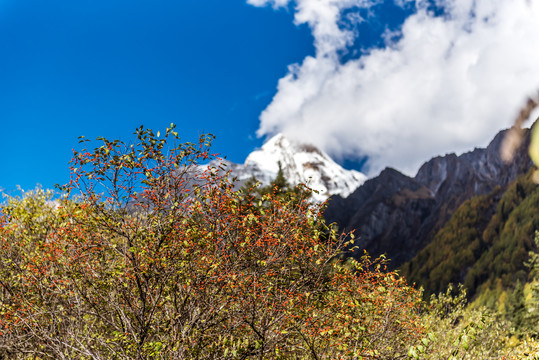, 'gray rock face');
324,128,533,268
